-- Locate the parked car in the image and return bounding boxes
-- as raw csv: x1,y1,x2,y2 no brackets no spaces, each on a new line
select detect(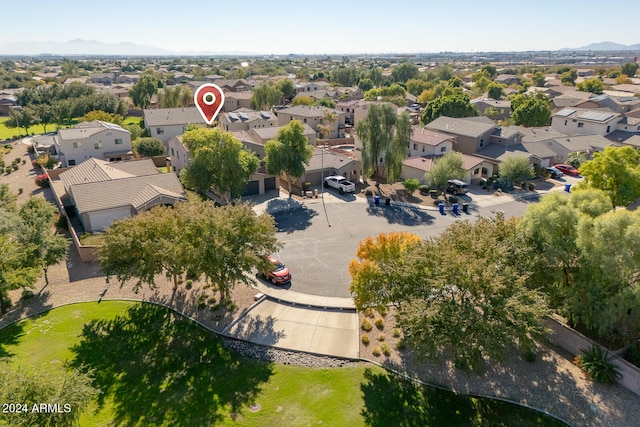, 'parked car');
324,175,355,194
446,179,469,195
258,256,291,285
554,164,580,177
545,166,564,178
